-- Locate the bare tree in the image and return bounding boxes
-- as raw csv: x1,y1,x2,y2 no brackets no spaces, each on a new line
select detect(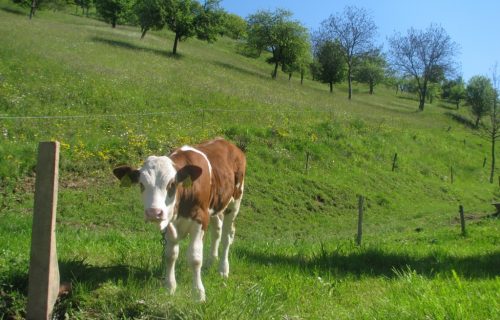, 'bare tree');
485,65,500,183
388,24,459,111
319,6,377,99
